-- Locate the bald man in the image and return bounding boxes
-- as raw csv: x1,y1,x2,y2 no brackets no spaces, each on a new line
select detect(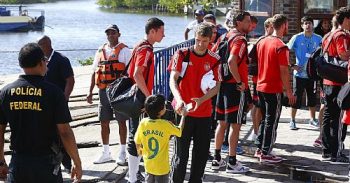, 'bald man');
37,35,75,172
